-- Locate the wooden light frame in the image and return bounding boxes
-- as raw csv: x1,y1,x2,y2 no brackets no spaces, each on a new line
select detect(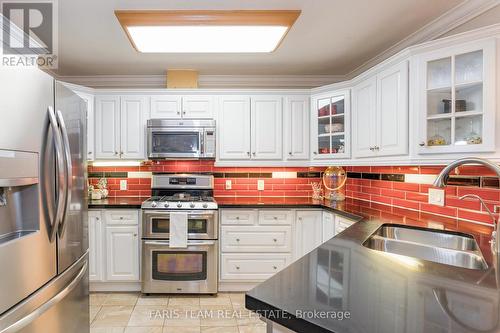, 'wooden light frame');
115,10,301,52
